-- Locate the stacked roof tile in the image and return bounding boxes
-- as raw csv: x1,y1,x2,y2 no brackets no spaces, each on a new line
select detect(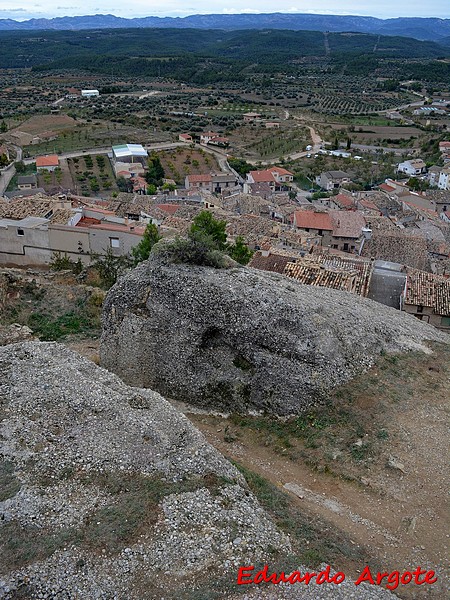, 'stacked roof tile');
404,270,450,316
